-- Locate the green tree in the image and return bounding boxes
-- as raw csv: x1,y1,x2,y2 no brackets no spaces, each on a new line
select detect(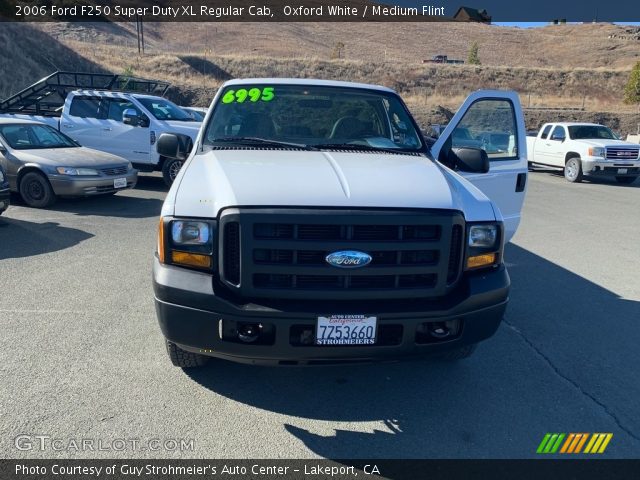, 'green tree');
624,61,640,105
467,42,481,65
